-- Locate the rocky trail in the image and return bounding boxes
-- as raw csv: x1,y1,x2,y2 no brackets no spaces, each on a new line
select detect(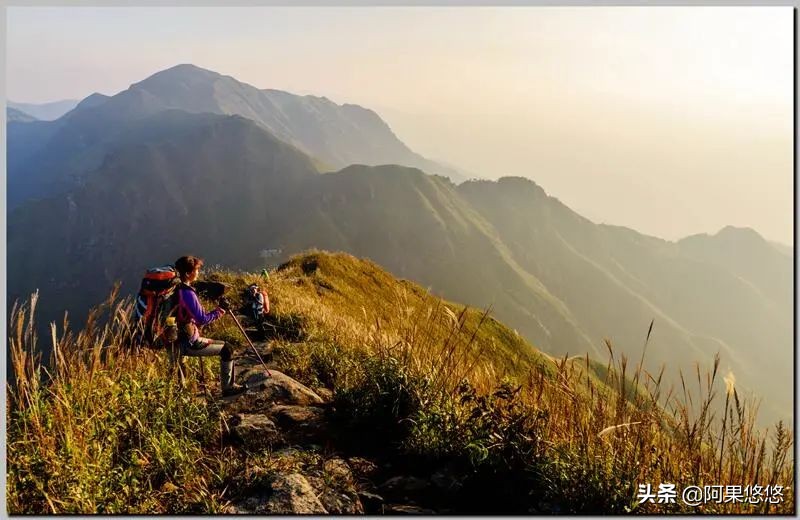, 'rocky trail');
193,316,463,515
